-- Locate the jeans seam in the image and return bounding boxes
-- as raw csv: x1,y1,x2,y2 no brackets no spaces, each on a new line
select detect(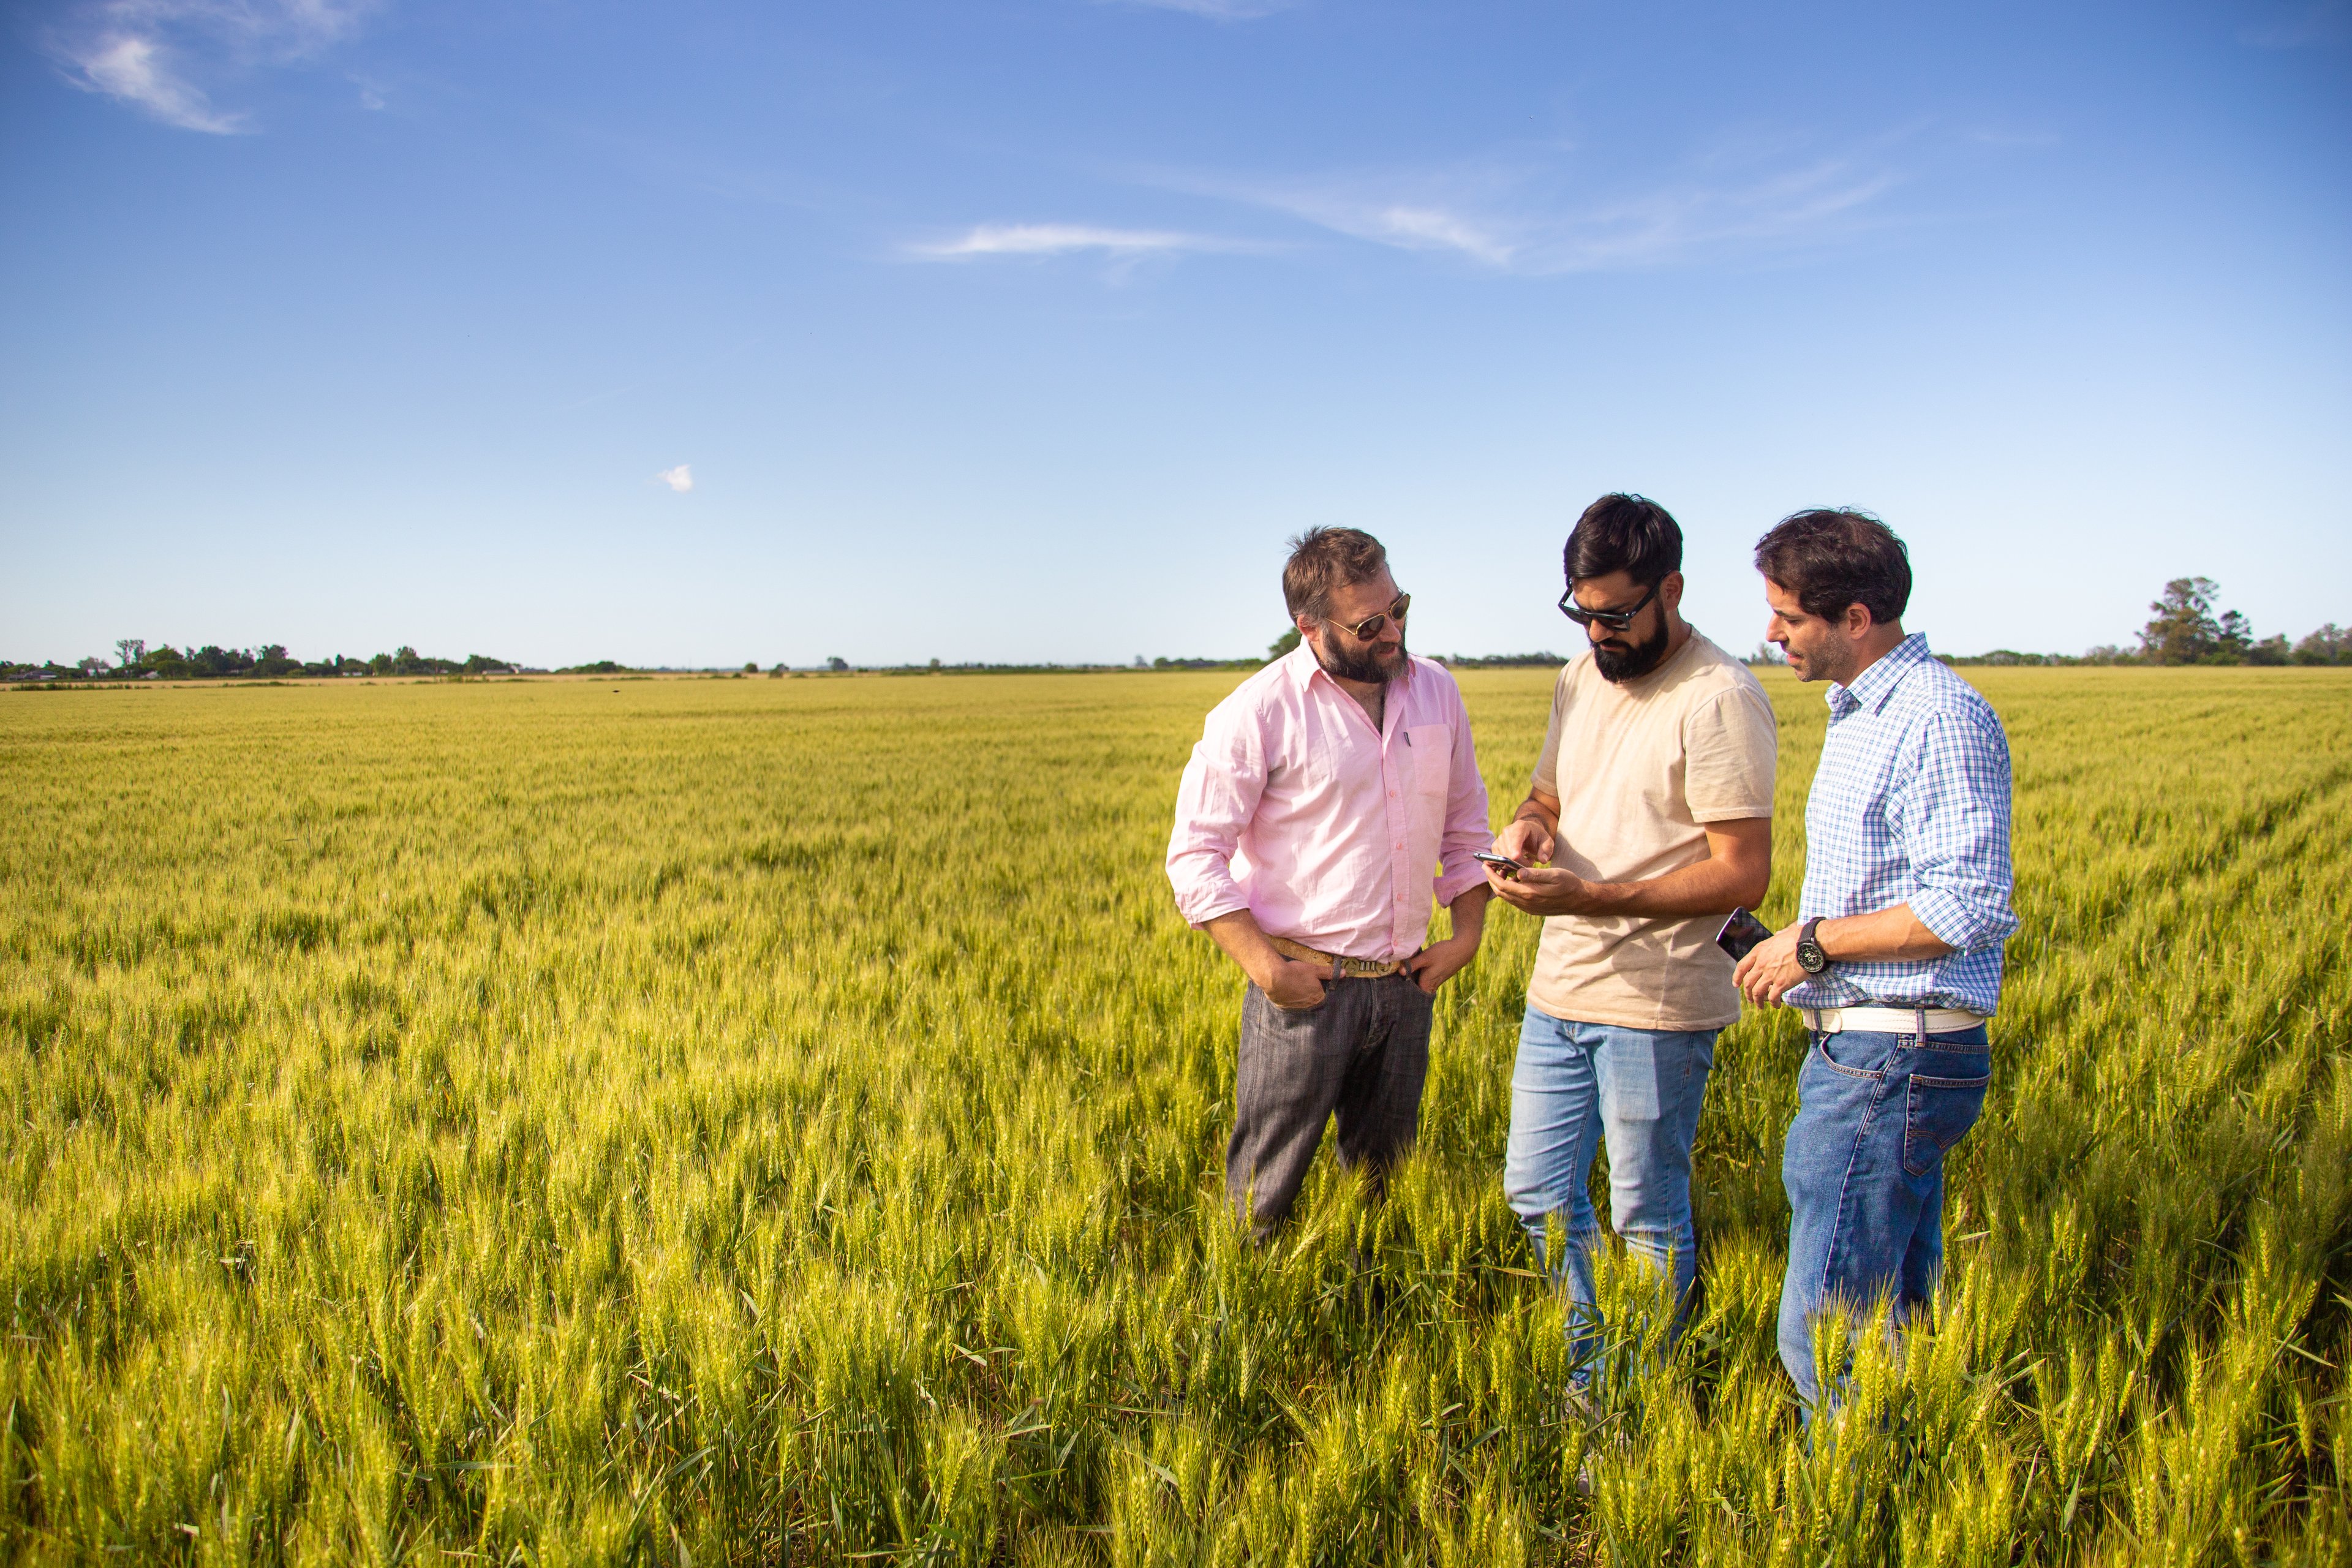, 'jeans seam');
1811,1062,1894,1309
